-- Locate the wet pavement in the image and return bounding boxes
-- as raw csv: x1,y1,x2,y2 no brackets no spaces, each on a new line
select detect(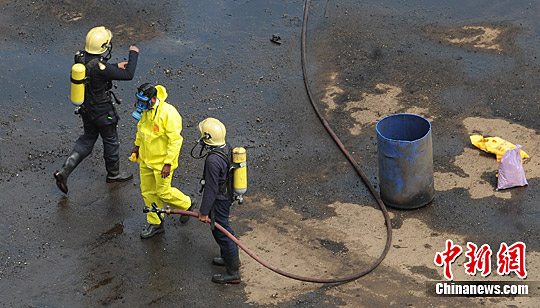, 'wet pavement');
1,0,539,307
